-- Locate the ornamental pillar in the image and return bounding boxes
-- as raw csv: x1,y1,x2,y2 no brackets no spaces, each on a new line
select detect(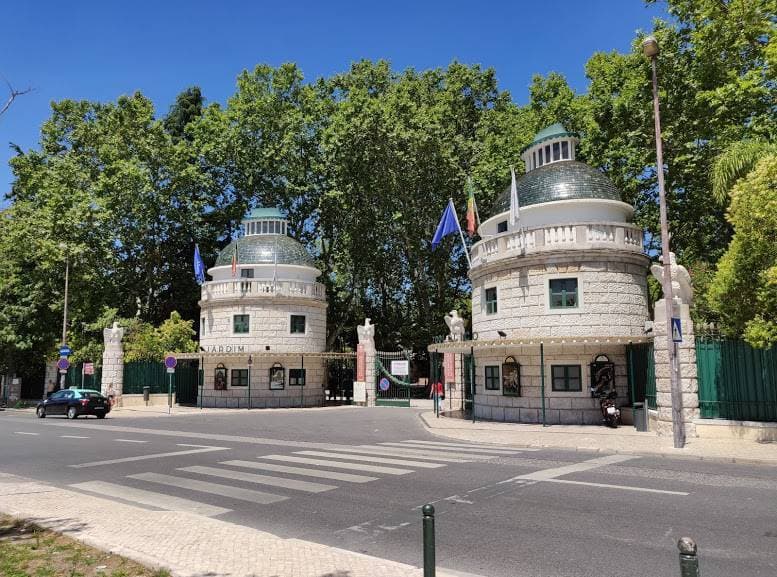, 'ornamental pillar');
101,322,125,405
354,319,376,406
